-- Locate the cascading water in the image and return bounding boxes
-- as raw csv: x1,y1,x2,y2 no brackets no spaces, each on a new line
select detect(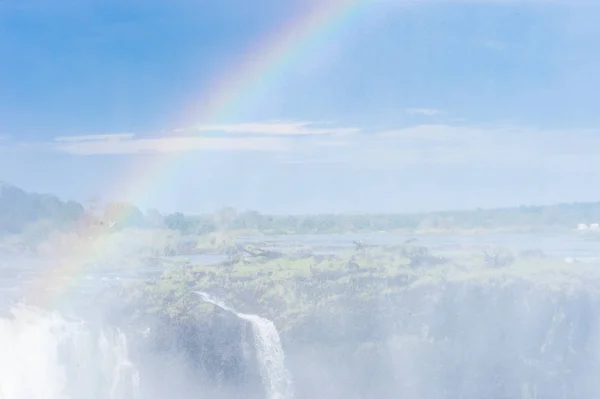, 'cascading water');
197,291,293,399
0,305,139,399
